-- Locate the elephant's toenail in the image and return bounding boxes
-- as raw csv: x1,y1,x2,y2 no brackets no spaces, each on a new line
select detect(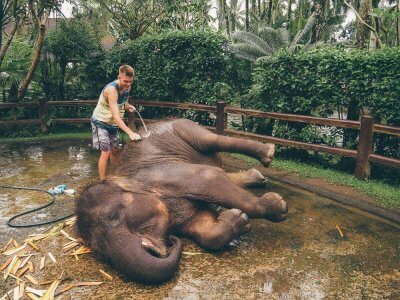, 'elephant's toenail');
242,213,249,222
231,208,242,215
